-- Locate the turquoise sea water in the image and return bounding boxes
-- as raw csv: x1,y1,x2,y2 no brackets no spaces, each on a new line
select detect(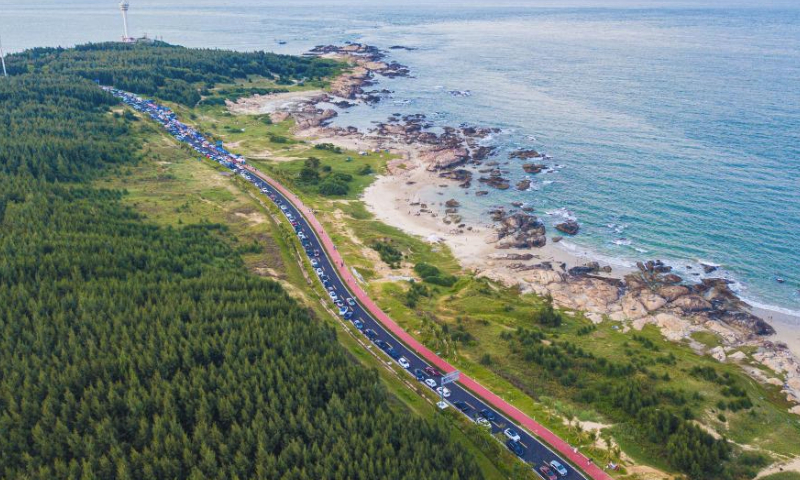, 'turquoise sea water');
3,0,798,314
